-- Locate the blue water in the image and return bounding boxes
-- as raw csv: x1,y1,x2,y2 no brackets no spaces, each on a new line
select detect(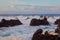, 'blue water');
20,14,60,16
0,14,60,16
